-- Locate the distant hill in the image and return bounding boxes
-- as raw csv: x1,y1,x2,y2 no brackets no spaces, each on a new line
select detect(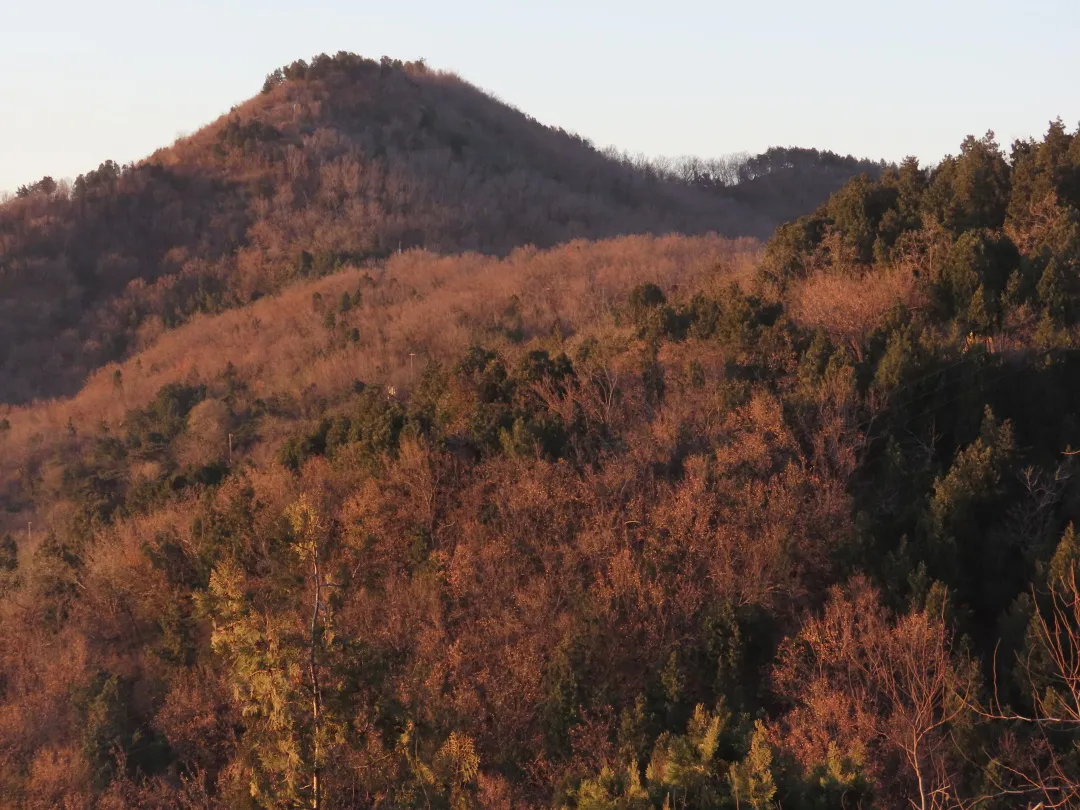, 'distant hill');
606,146,887,225
0,53,880,404
714,146,888,224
